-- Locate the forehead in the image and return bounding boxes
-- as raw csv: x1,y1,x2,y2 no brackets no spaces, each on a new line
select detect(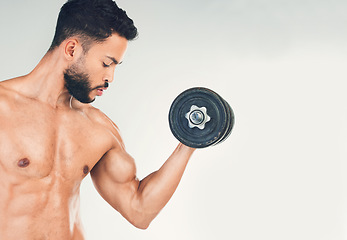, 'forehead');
86,33,128,61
